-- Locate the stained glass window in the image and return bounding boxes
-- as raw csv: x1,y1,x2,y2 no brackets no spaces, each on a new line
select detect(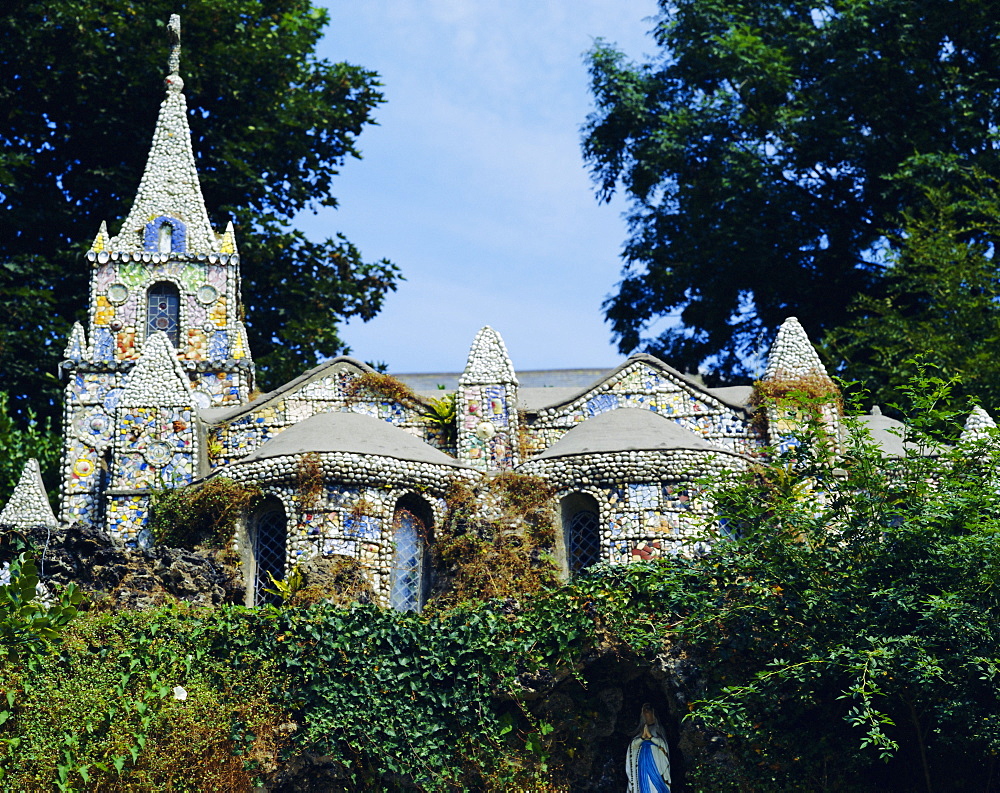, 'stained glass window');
146,282,180,346
568,509,601,572
251,501,287,606
390,508,426,612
